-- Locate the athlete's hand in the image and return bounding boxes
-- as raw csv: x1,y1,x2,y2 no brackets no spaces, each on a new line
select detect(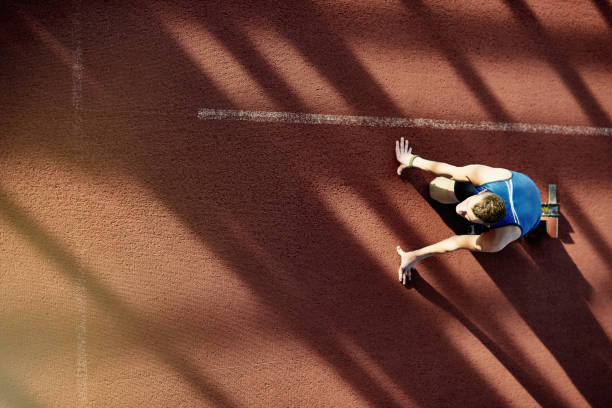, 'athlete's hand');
396,137,416,175
396,246,418,285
